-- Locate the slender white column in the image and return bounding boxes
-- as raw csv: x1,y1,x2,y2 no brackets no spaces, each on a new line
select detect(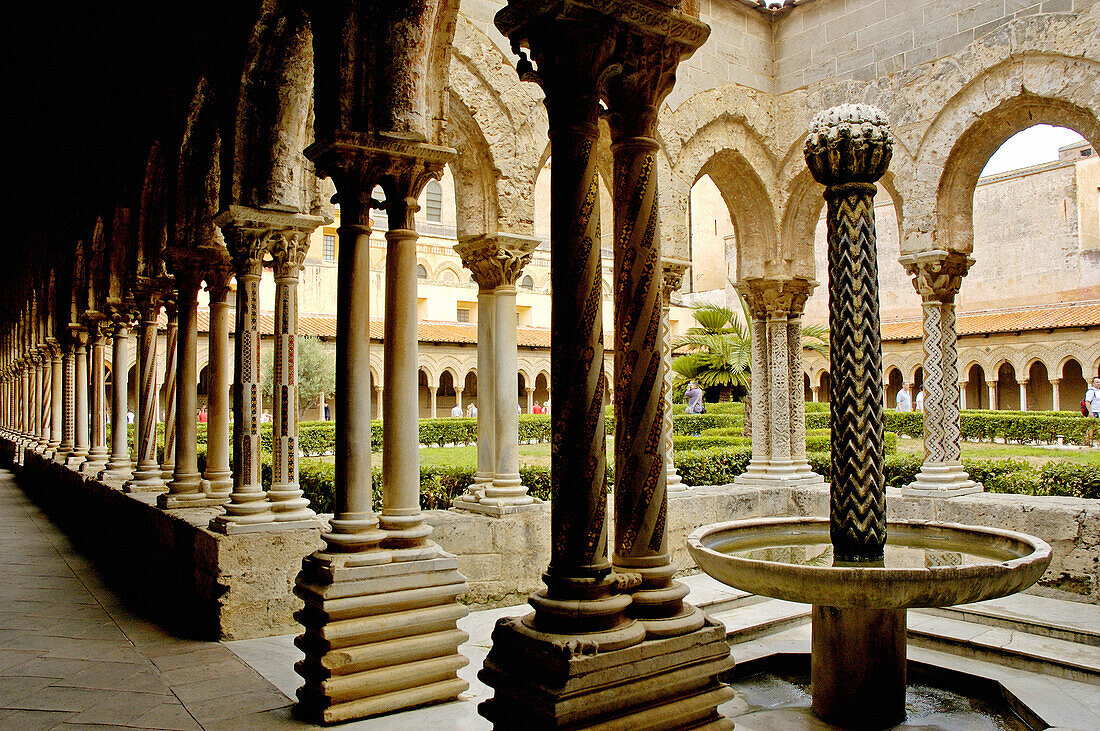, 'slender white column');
101,315,134,479
959,381,968,410
1051,378,1061,411
82,322,110,473
454,386,463,412
48,345,62,453
268,233,317,525
661,260,688,492
1018,379,1028,411
126,294,164,490
427,385,437,419
525,387,534,415
987,380,997,410
202,265,234,498
68,329,90,466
